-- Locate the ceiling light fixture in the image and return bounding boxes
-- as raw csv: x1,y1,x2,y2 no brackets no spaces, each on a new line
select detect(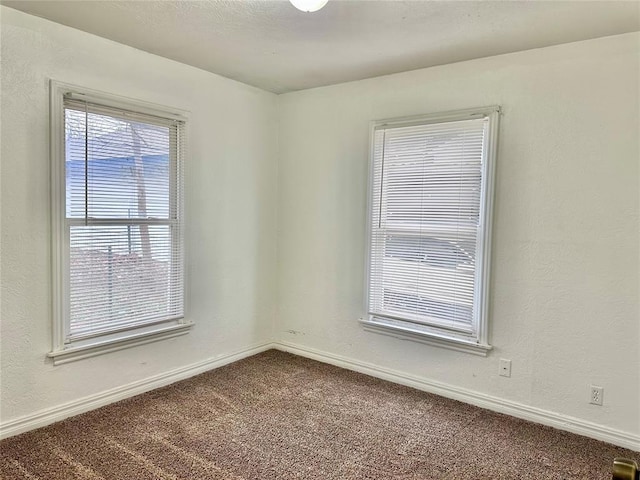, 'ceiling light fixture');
289,0,328,13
